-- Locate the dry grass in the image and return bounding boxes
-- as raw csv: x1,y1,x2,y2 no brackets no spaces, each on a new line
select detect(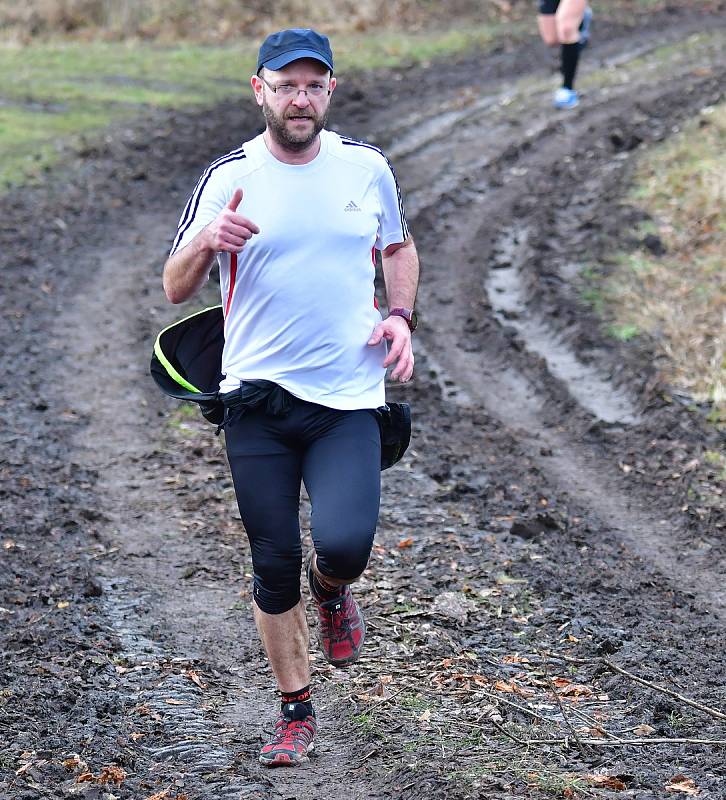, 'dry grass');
607,103,725,418
0,0,523,42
